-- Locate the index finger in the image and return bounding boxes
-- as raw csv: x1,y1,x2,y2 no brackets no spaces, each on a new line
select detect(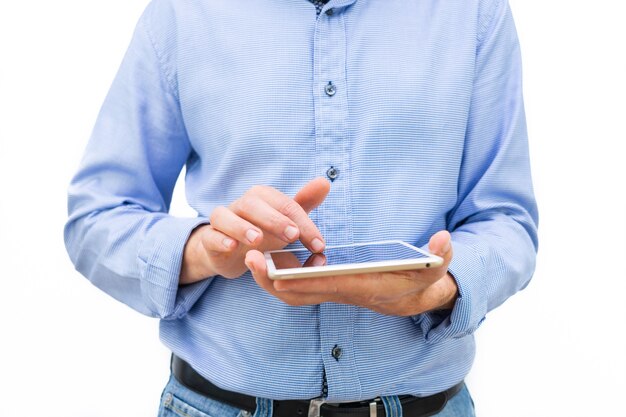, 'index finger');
239,185,326,253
